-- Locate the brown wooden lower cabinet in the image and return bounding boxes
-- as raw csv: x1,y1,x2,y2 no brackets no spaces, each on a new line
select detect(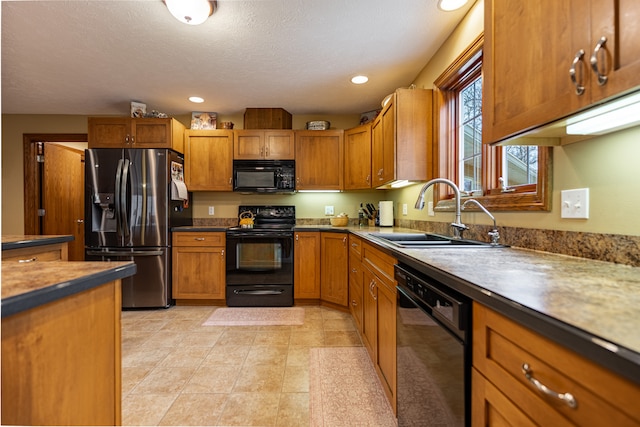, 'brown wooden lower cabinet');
294,231,321,300
473,302,640,426
1,280,122,425
172,232,226,302
2,241,68,262
320,232,349,307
